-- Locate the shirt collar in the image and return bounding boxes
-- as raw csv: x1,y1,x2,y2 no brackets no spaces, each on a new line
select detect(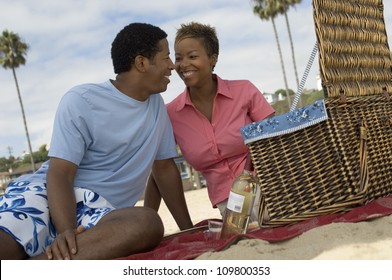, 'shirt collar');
175,74,233,112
